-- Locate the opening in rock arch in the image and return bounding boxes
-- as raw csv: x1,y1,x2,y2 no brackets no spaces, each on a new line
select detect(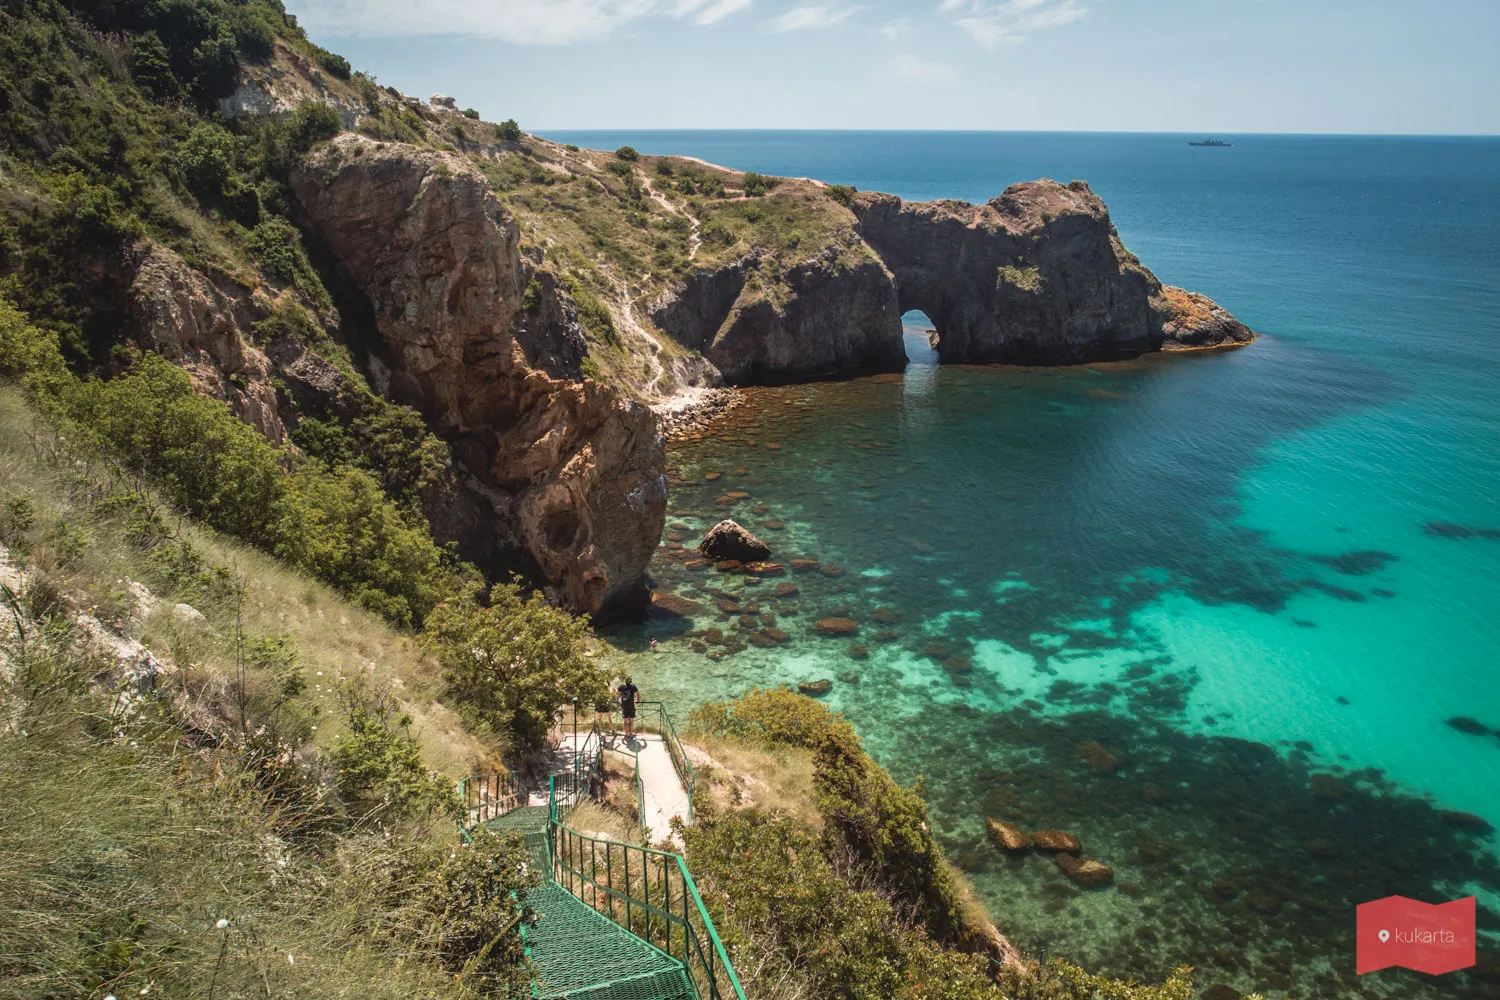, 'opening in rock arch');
901,310,940,366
